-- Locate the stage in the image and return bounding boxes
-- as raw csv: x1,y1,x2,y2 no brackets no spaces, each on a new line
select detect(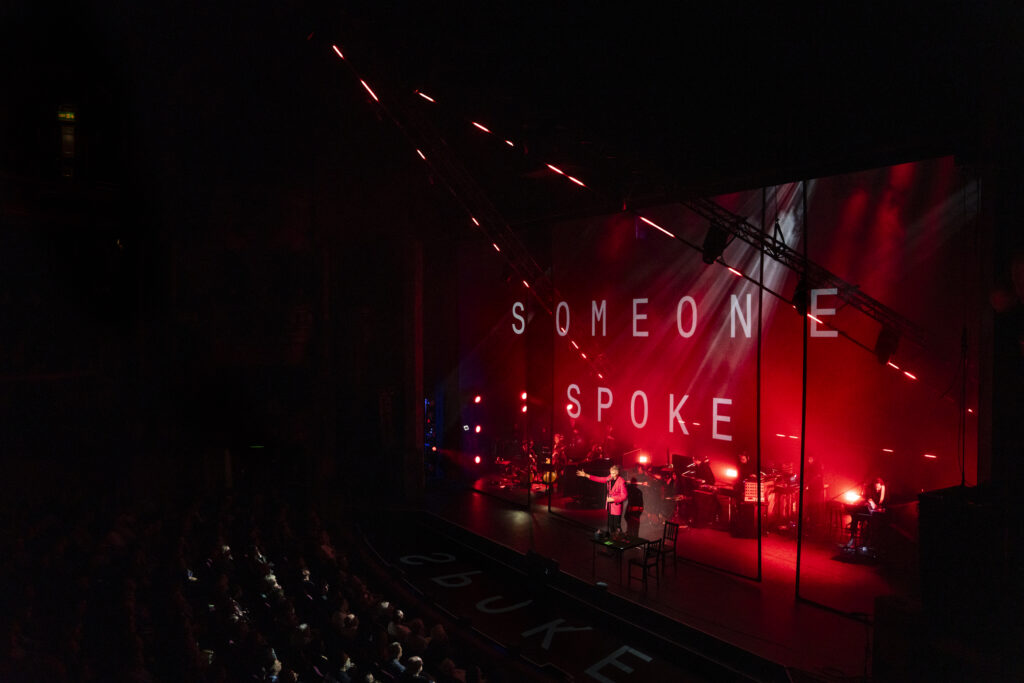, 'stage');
428,479,914,679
